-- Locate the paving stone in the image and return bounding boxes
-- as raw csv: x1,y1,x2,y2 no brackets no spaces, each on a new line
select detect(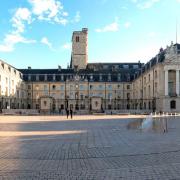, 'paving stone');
0,115,180,179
